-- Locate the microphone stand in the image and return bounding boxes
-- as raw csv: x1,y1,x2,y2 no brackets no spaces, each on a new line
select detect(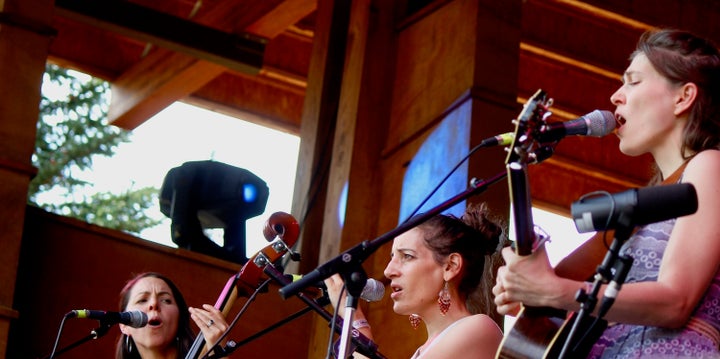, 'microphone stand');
263,264,387,359
557,214,634,359
278,170,508,301
336,266,368,359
